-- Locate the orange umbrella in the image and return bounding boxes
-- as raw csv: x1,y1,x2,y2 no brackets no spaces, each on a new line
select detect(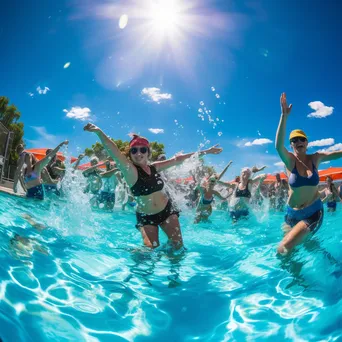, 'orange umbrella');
318,167,342,181
260,172,288,184
25,148,77,163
